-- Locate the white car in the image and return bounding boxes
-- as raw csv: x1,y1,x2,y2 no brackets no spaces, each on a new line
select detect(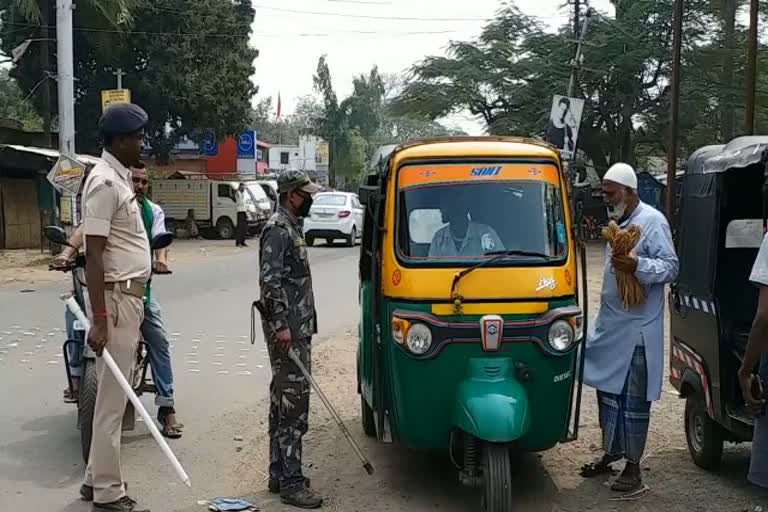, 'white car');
303,192,364,247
